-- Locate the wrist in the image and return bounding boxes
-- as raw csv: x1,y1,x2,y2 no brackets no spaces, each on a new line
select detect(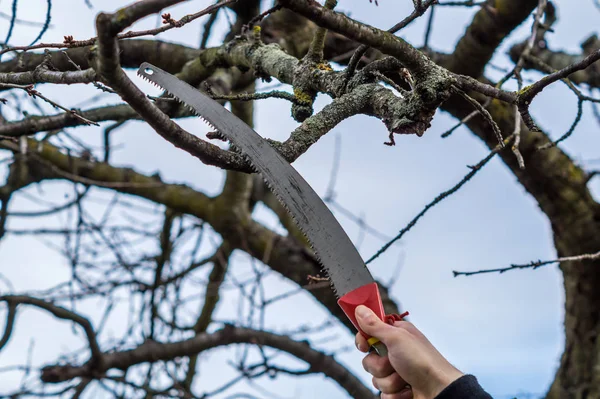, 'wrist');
423,365,463,399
